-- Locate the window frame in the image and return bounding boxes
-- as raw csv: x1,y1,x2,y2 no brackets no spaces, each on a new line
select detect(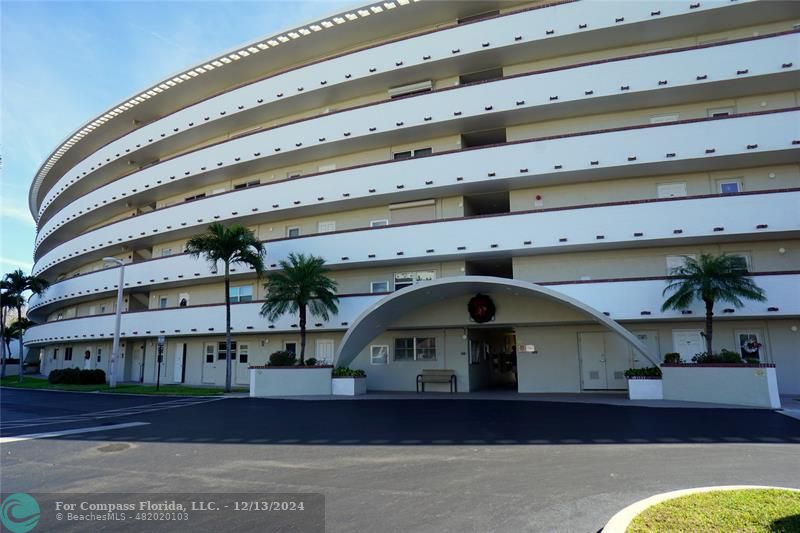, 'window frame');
370,219,389,228
393,271,436,291
286,226,301,238
656,182,687,199
229,285,253,303
217,341,237,360
370,281,389,293
393,336,437,361
317,220,336,233
158,296,169,309
370,345,389,365
717,178,743,195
